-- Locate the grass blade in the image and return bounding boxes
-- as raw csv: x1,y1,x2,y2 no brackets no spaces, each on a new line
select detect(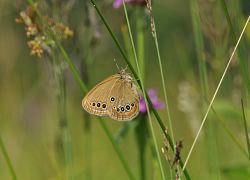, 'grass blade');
190,0,220,178
220,0,250,93
241,99,250,159
0,135,17,180
122,1,166,179
146,0,175,144
208,101,249,158
181,15,250,175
